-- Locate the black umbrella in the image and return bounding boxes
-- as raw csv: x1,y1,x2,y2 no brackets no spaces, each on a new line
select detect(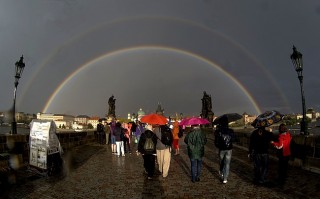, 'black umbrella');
213,113,242,125
251,110,284,128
